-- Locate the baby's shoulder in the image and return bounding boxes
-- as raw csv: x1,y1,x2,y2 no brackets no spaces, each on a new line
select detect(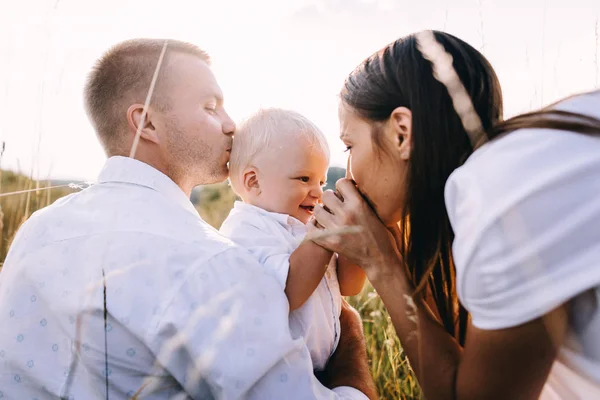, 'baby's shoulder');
219,205,279,237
